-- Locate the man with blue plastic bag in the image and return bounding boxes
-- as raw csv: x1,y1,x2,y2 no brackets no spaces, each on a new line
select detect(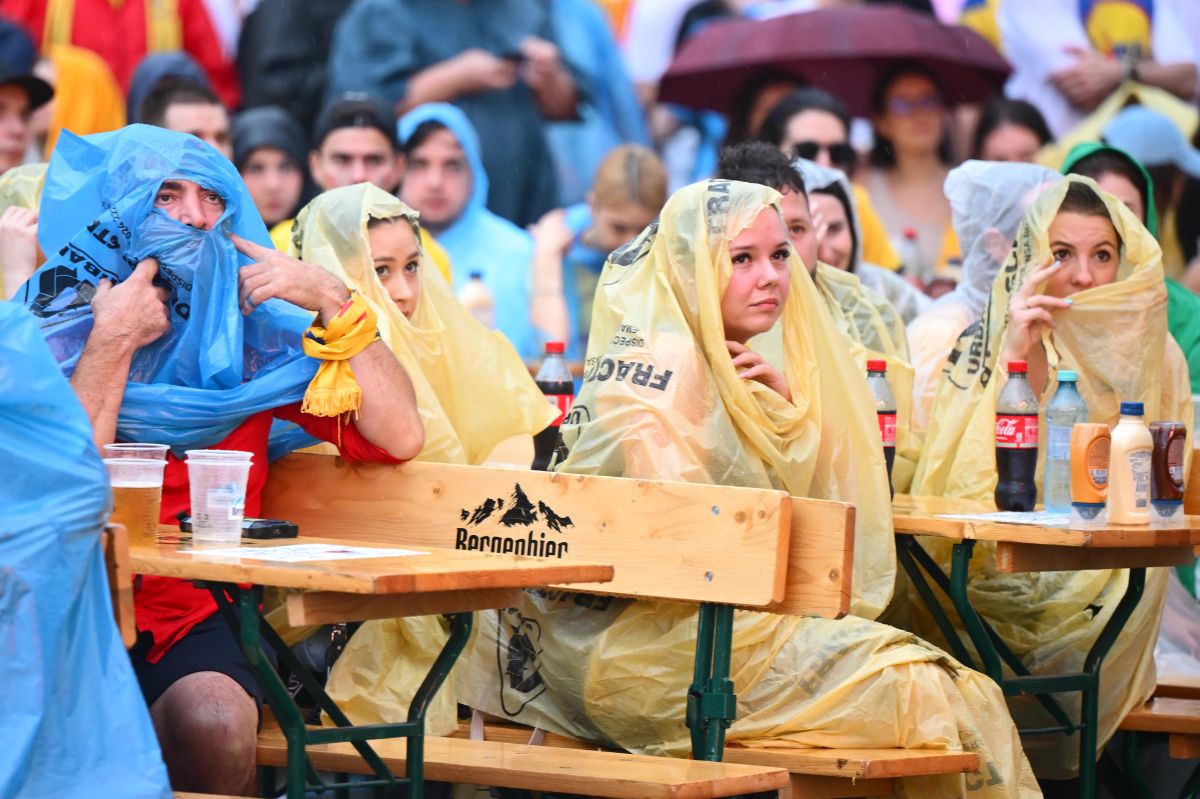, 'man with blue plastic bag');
0,301,172,799
15,124,425,794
